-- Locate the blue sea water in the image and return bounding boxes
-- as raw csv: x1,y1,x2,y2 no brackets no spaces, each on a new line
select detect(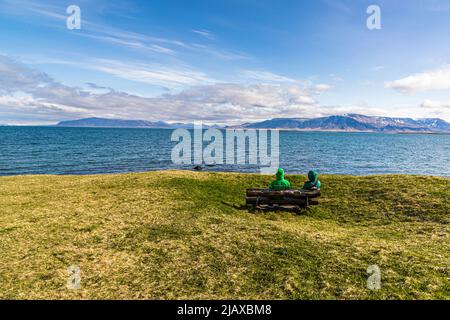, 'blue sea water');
0,126,449,176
